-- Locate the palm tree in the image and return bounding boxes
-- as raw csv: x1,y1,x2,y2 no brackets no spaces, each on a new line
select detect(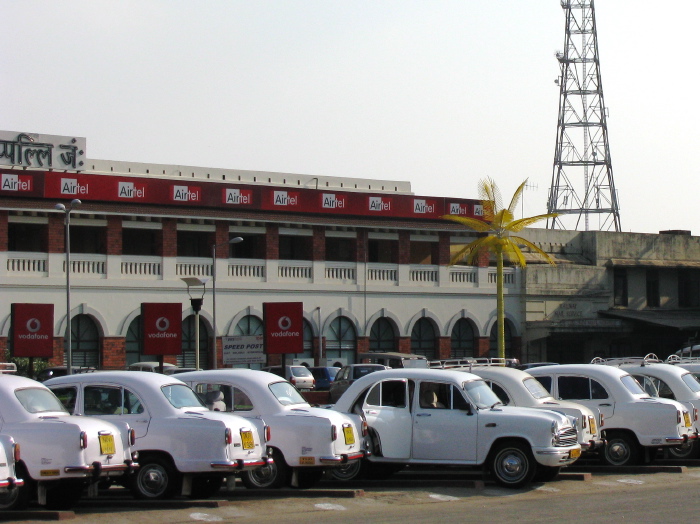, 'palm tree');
442,178,558,360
